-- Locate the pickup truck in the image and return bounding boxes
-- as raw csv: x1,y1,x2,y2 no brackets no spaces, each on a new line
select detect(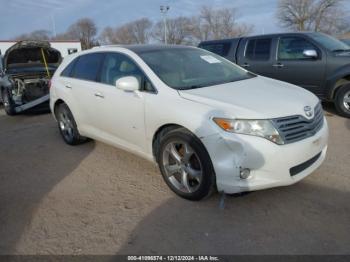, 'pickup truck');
199,32,350,118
